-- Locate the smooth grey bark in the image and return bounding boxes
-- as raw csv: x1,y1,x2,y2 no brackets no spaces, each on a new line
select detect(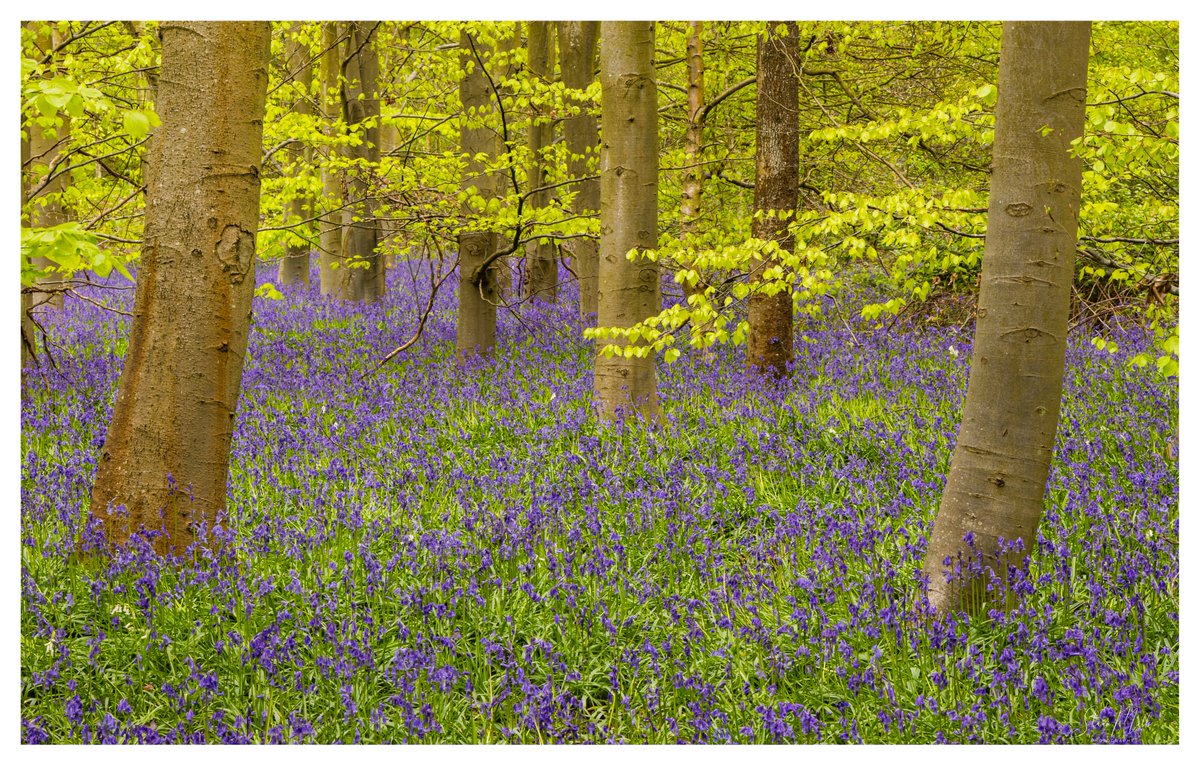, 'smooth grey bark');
318,21,343,296
595,21,659,422
278,24,314,287
20,130,35,368
681,21,704,248
90,21,271,556
523,21,557,303
557,20,600,321
747,21,799,380
921,21,1092,615
26,22,69,312
336,21,384,301
456,29,502,358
